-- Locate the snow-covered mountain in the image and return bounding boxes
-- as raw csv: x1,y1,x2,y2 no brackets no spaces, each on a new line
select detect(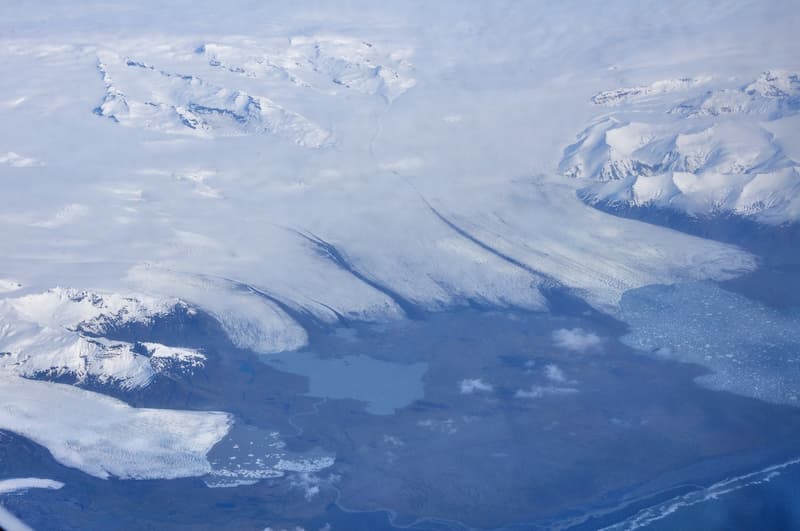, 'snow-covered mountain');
198,35,416,102
0,1,798,521
561,71,800,224
95,50,331,147
0,288,204,388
